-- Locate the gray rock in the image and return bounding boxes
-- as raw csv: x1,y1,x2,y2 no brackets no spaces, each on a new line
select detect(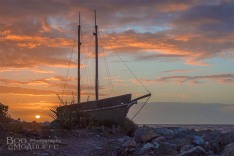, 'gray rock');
222,143,234,156
203,131,222,154
134,126,158,143
152,136,166,143
173,129,197,140
152,142,160,149
178,146,206,156
118,136,130,144
220,132,234,145
140,130,158,143
171,127,187,134
123,139,137,148
142,143,155,150
156,127,174,136
159,142,178,155
192,135,205,145
172,138,191,149
180,144,195,154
